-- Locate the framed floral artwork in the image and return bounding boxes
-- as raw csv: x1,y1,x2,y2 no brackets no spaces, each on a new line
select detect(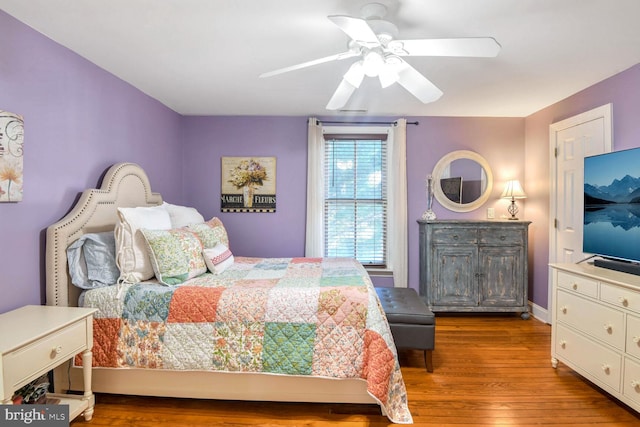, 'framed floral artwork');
0,111,24,202
221,157,276,212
